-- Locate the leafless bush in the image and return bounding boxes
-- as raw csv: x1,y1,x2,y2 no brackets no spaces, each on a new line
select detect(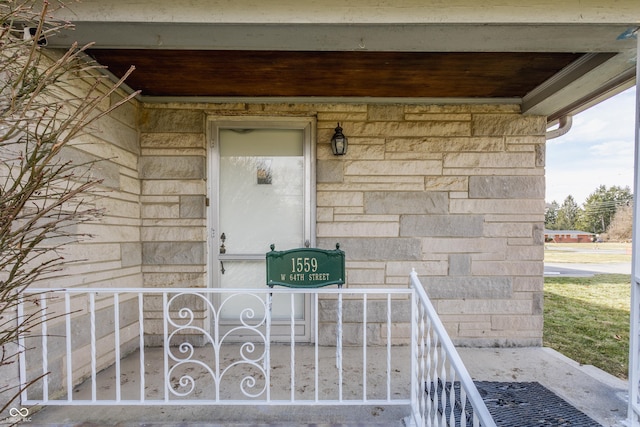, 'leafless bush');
604,204,633,242
0,0,137,412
